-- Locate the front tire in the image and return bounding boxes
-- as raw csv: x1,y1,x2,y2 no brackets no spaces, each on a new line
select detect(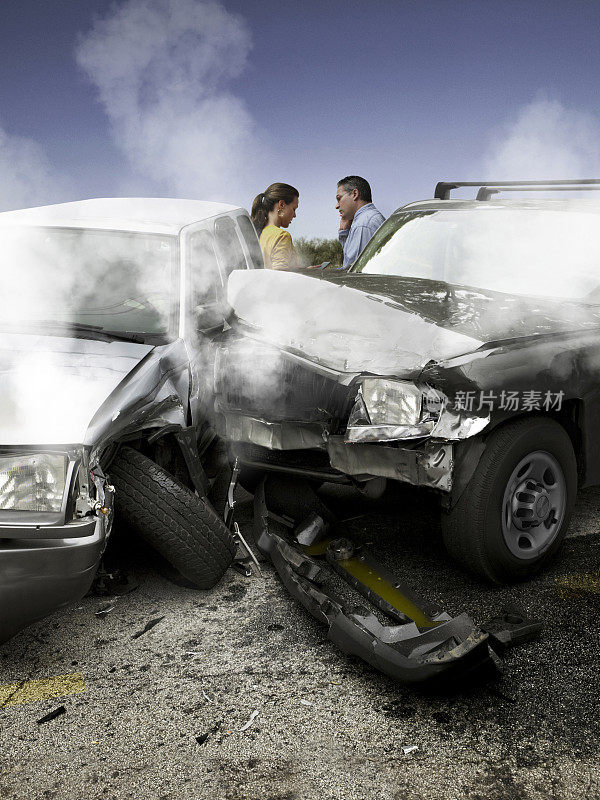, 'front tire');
442,417,577,583
110,446,236,589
